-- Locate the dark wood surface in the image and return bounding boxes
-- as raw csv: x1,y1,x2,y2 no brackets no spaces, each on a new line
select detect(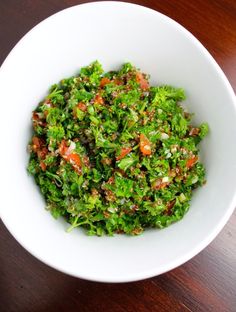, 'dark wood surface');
0,1,235,311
